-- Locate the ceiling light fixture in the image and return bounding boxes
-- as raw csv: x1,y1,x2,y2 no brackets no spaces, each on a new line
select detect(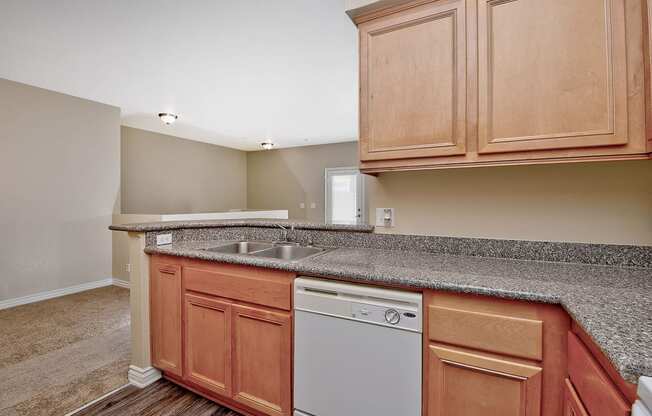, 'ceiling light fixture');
158,112,178,125
260,139,275,150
